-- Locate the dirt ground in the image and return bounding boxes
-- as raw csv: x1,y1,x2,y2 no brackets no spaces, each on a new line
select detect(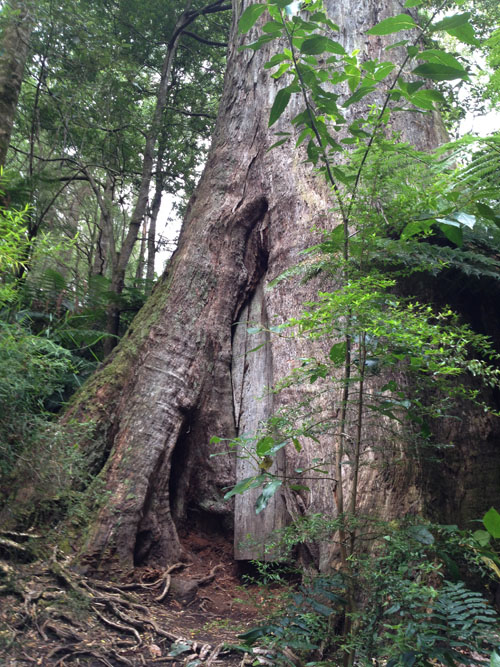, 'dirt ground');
0,529,285,666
